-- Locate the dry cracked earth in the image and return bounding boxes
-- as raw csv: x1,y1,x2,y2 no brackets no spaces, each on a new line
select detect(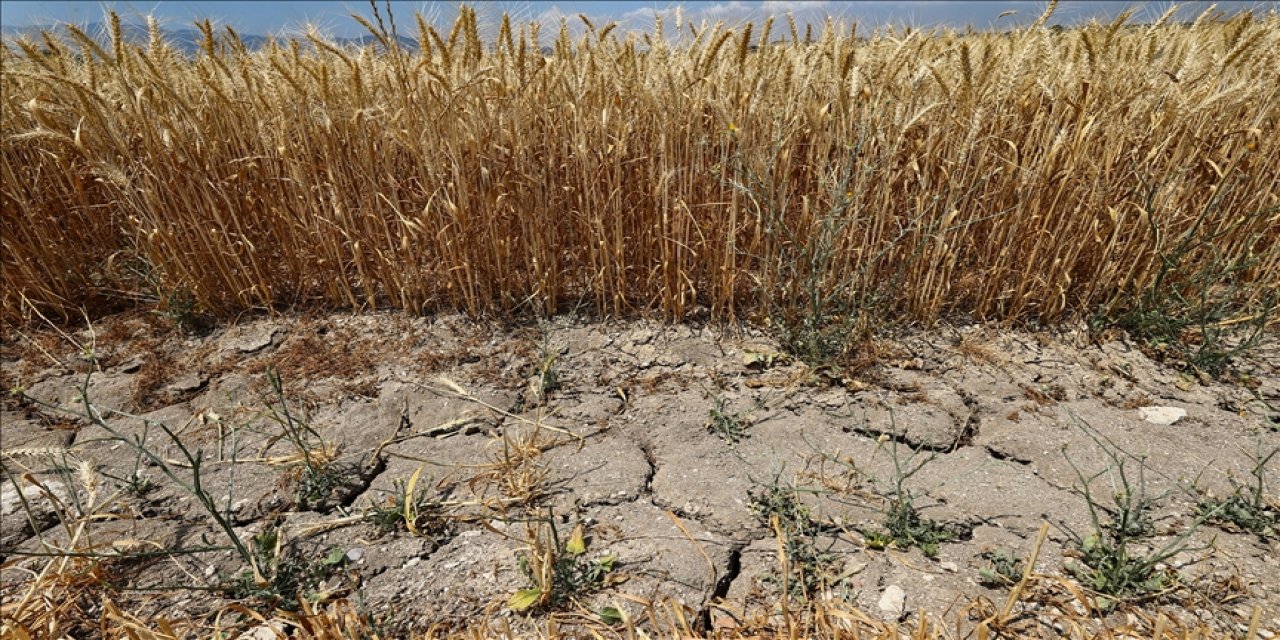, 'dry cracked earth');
2,311,1278,637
